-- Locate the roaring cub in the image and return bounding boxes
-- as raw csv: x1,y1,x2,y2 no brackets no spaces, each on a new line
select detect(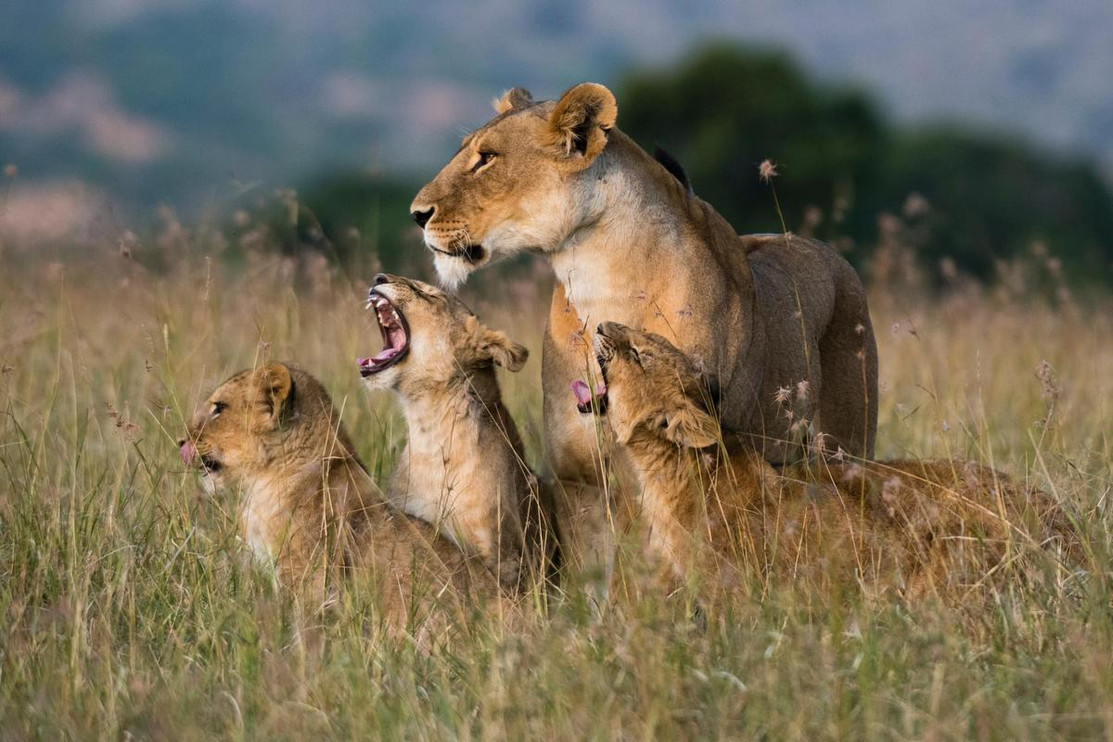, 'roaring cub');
410,83,879,583
590,321,1071,602
357,273,558,591
180,362,498,619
